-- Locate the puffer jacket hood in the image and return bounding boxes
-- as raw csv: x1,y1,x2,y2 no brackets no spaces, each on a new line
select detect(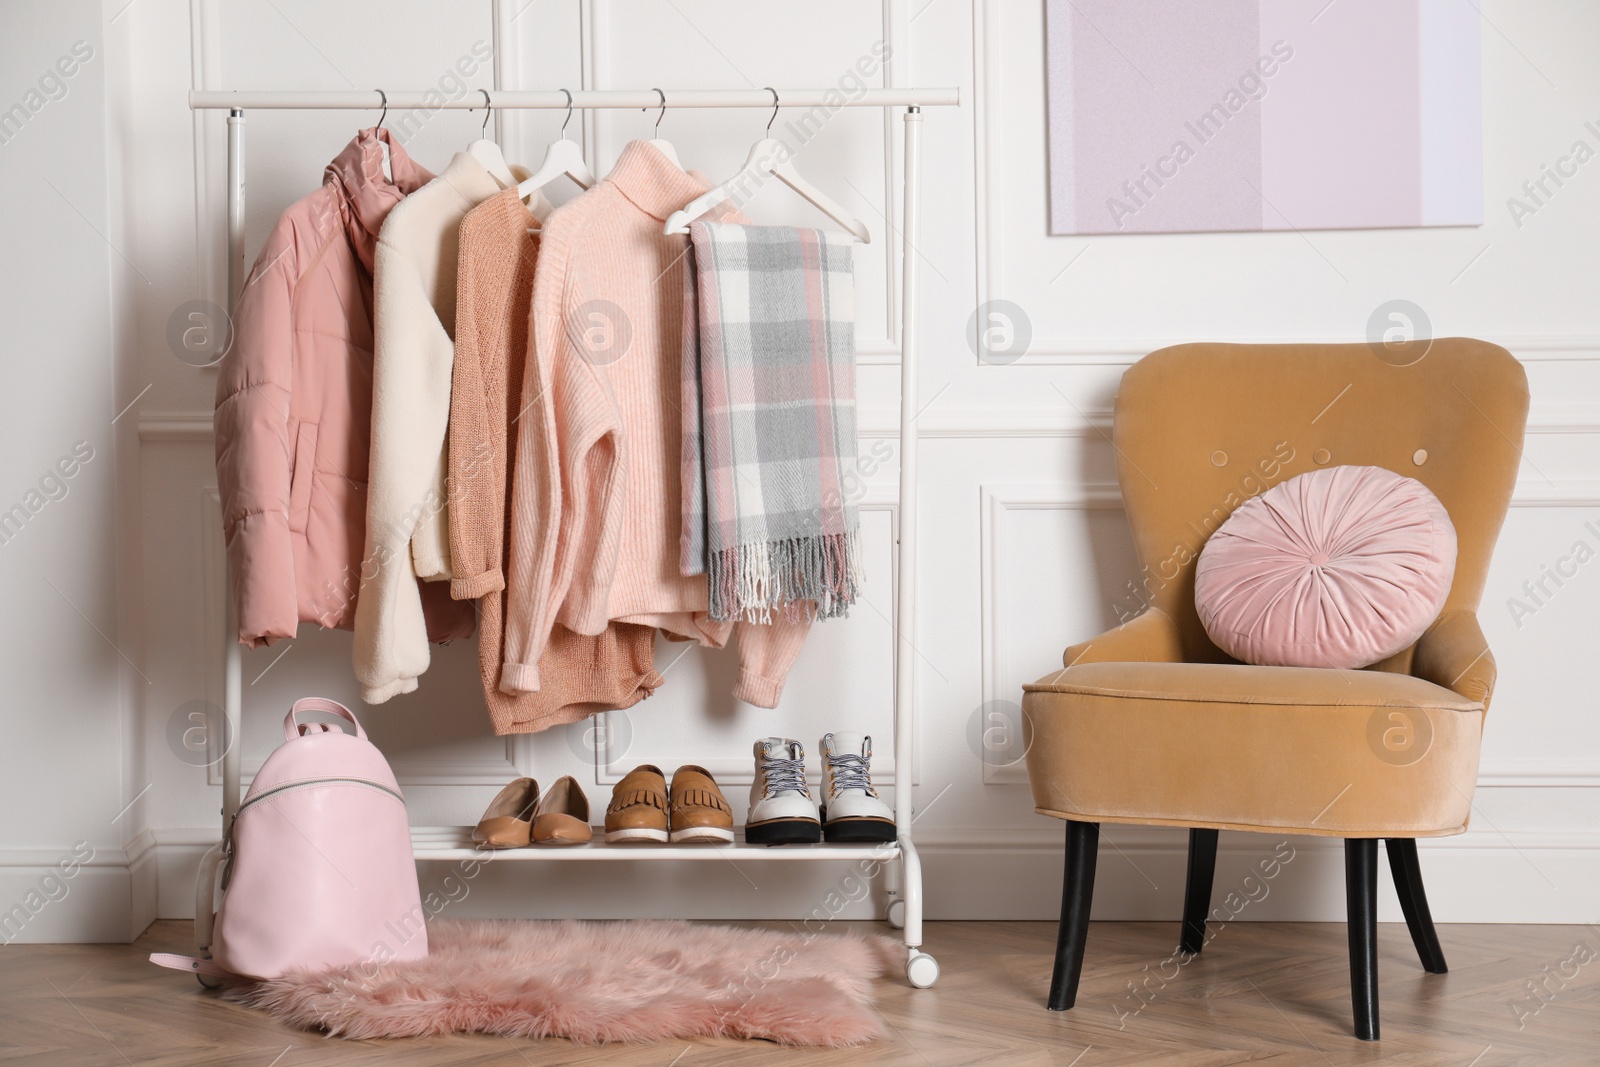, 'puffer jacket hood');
215,128,475,650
